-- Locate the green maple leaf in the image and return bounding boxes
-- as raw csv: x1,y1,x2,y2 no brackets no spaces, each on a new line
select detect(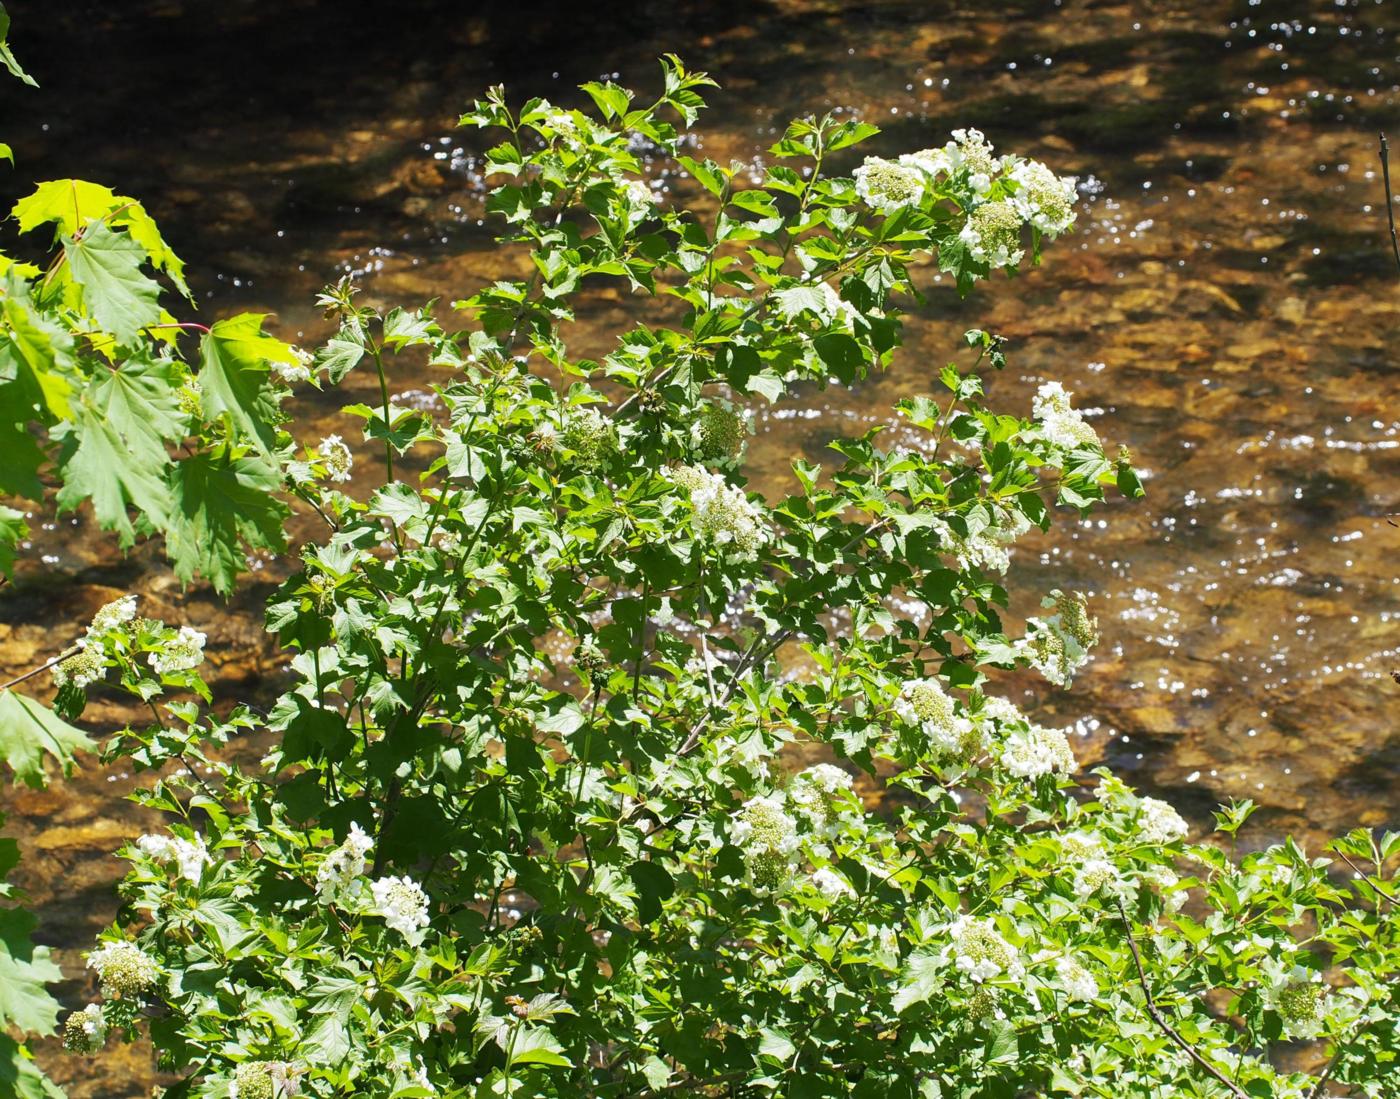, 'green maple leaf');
0,414,44,499
64,220,163,344
0,271,77,420
0,908,61,1034
167,447,290,595
54,354,184,545
12,179,121,238
0,688,91,788
12,181,187,296
0,1035,63,1099
198,313,297,455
